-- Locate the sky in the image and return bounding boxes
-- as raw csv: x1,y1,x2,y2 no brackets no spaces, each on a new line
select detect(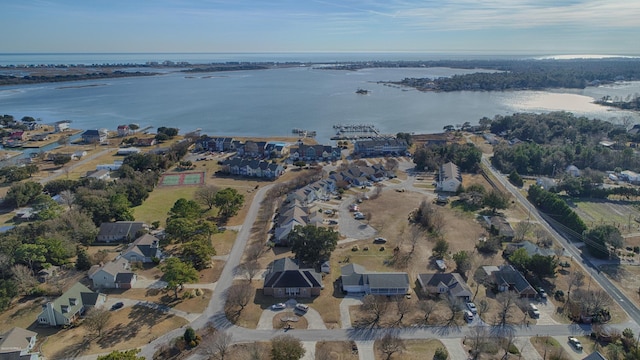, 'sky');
1,0,640,55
